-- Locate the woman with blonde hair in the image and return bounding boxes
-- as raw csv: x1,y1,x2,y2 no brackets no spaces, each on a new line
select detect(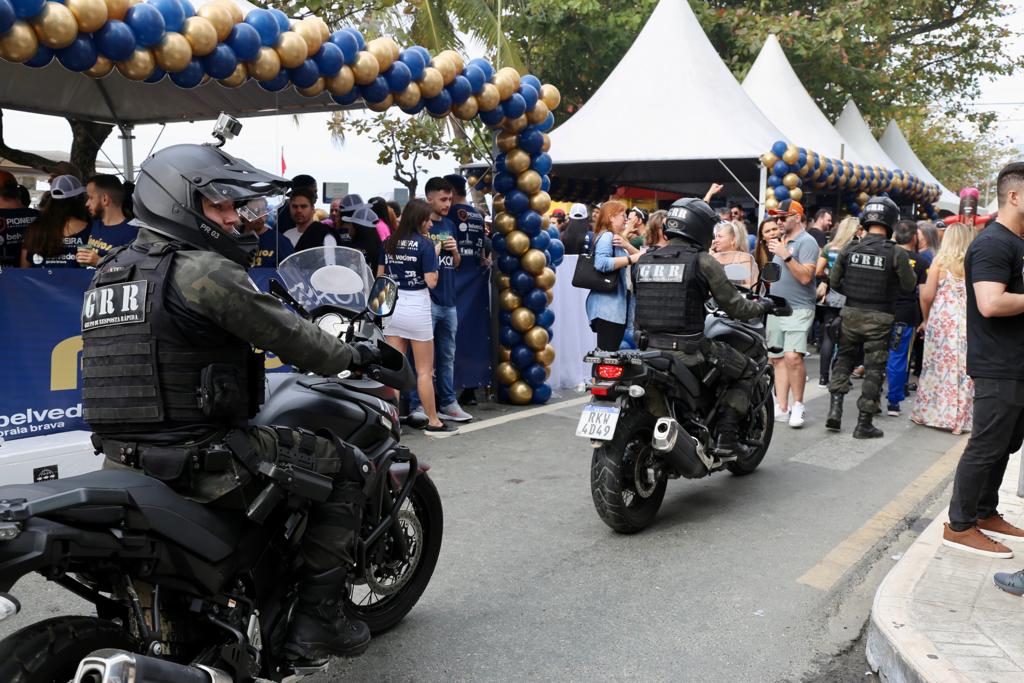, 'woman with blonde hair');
586,200,641,351
911,223,975,433
813,216,859,385
712,220,756,286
